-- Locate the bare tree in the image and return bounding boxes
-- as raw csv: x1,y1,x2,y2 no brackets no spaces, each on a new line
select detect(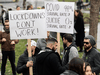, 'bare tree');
23,0,26,10
89,0,100,44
